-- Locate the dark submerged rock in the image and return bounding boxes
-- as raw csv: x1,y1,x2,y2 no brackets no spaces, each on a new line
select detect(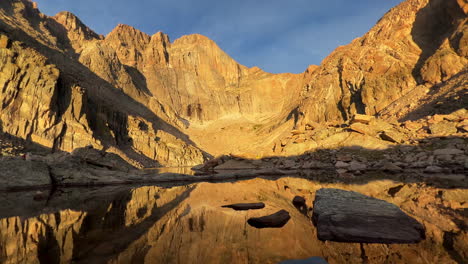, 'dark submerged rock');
292,196,306,208
222,203,265,211
247,209,291,228
312,188,425,244
292,196,308,215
